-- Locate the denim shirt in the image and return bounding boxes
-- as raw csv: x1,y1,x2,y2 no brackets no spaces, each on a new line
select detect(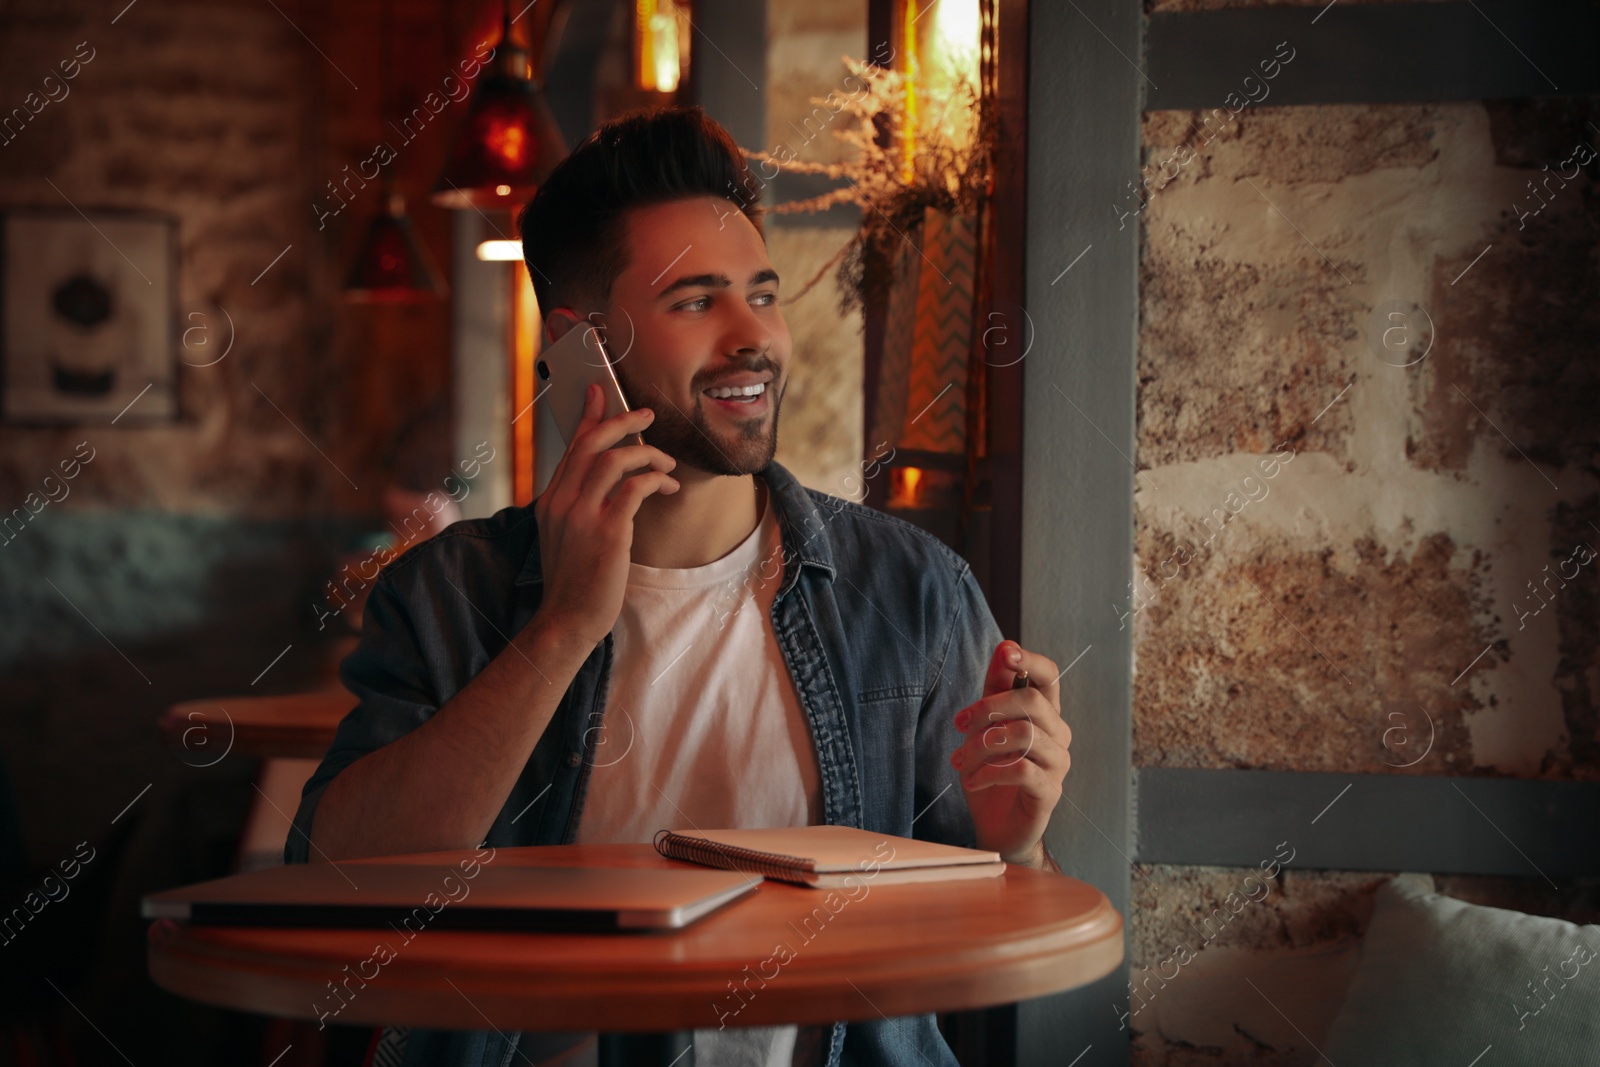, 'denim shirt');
286,459,1005,1067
